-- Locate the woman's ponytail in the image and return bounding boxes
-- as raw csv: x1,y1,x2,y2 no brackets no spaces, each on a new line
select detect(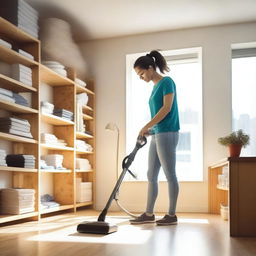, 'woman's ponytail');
134,50,169,74
149,50,169,73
